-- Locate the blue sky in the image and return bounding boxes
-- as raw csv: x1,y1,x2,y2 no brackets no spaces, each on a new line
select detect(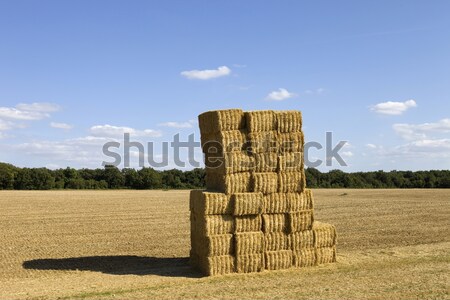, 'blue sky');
0,0,449,171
